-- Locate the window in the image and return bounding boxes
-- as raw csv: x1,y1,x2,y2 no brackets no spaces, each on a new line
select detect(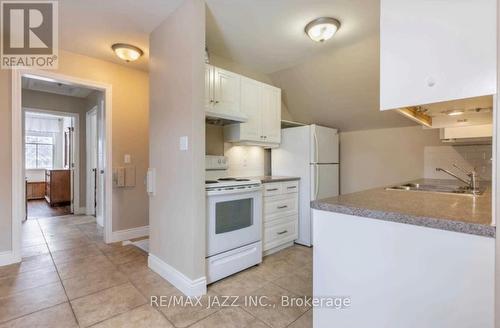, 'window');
25,134,54,169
